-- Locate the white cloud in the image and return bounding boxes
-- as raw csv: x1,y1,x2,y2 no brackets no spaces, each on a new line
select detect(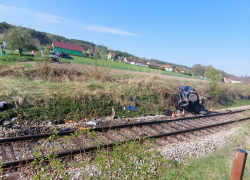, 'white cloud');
80,25,137,36
33,13,64,24
0,5,65,24
0,4,137,36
